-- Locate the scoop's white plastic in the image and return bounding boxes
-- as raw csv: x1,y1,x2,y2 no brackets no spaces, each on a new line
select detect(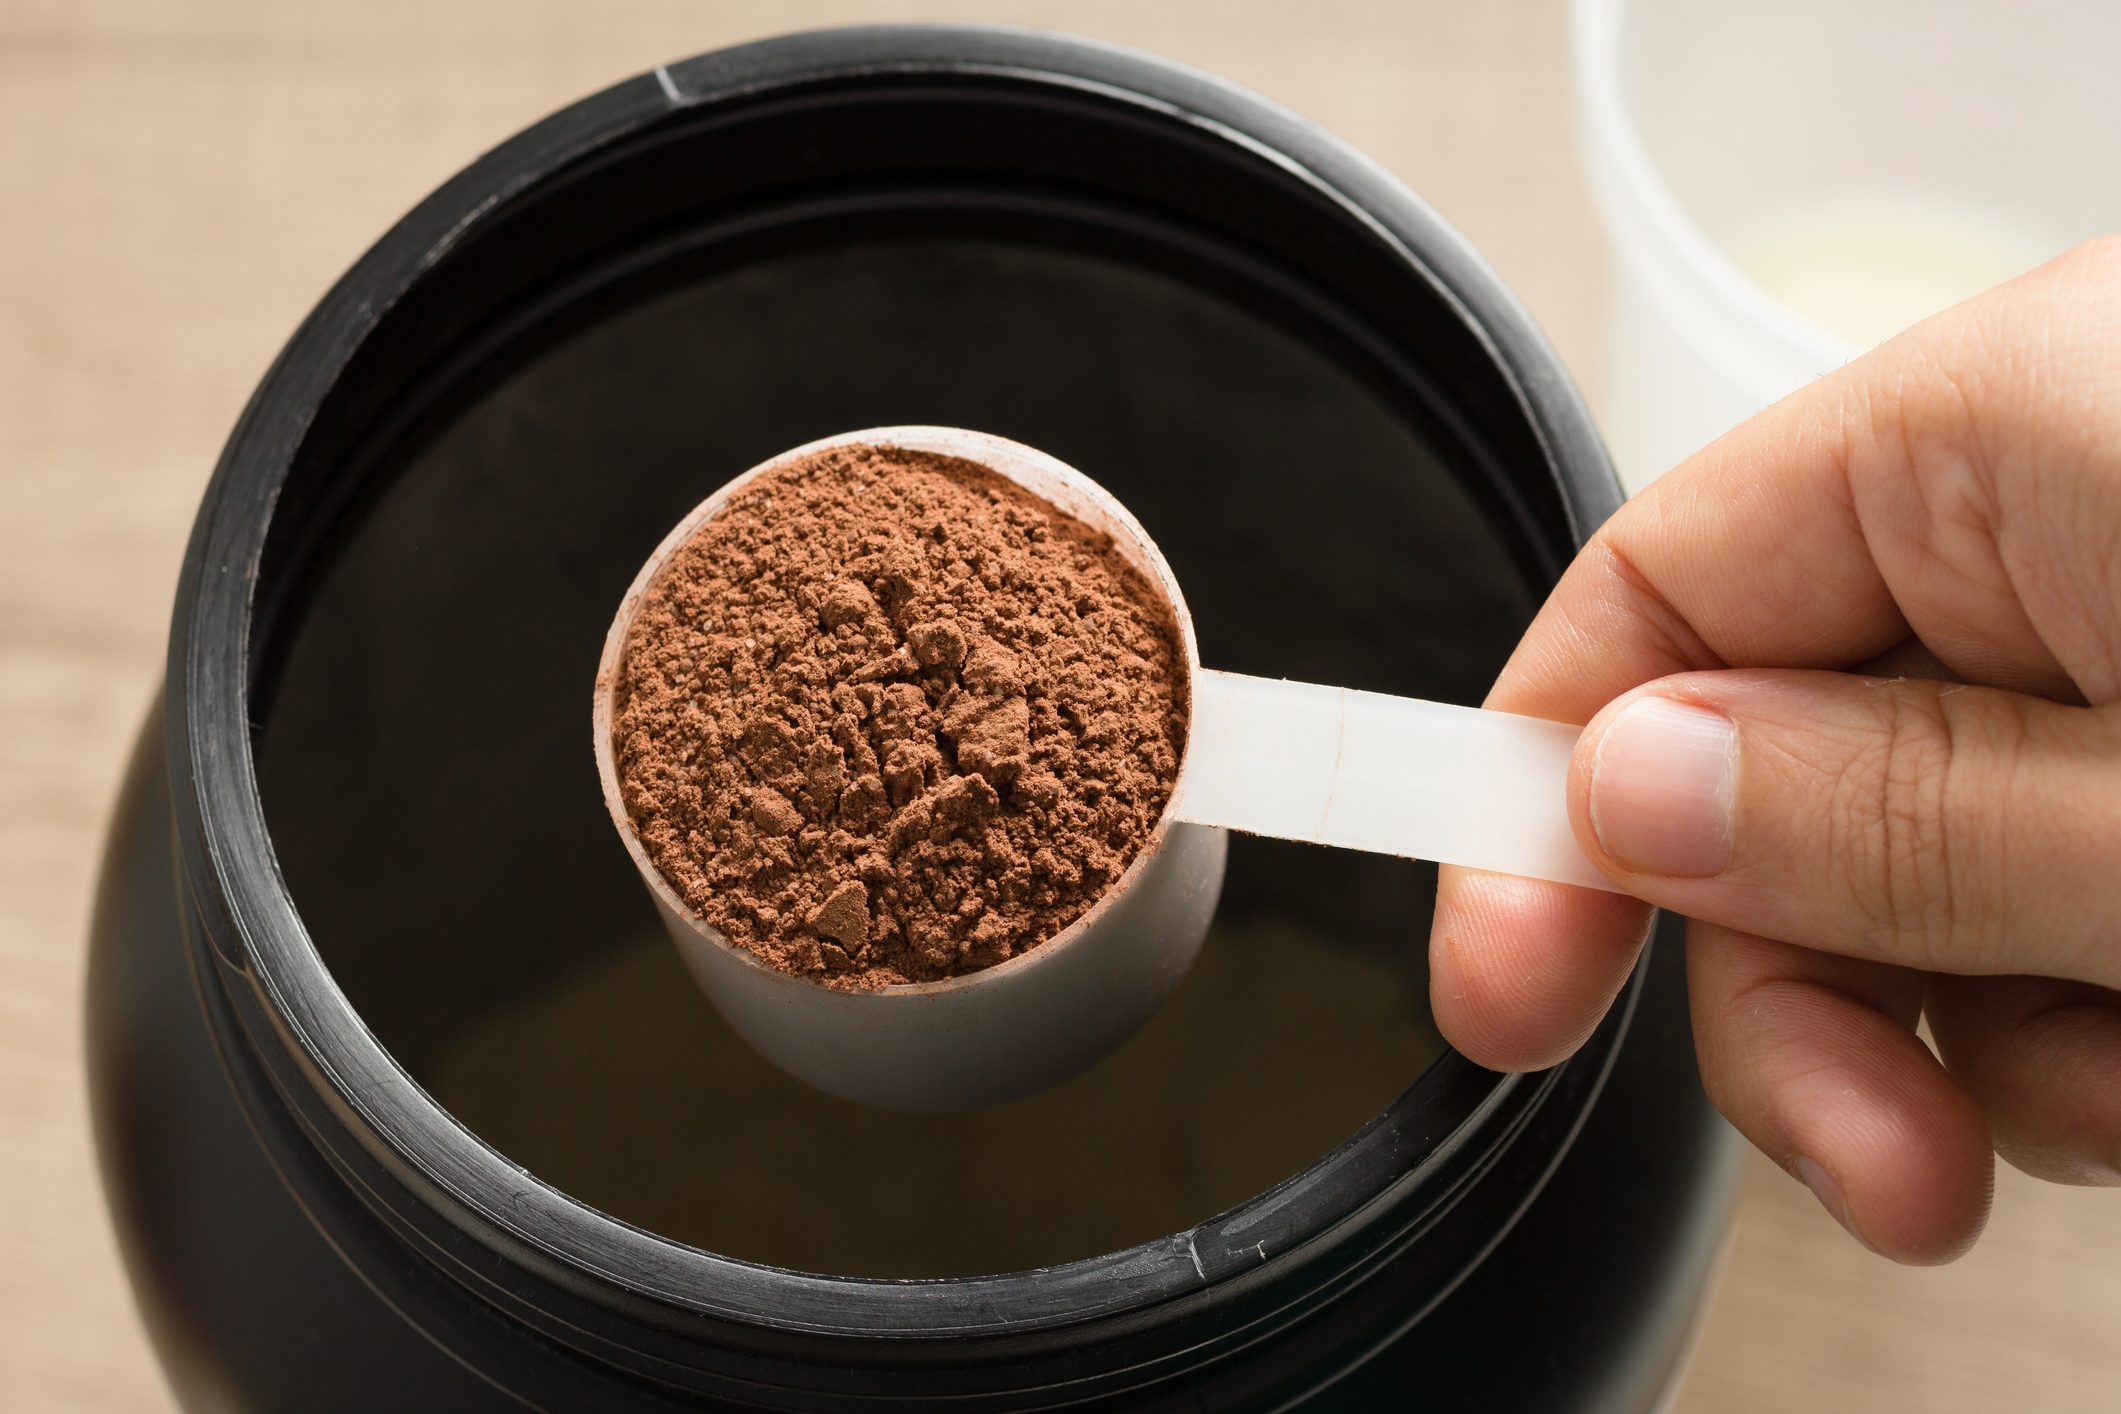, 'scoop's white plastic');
1178,671,1611,891
594,427,1611,1113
